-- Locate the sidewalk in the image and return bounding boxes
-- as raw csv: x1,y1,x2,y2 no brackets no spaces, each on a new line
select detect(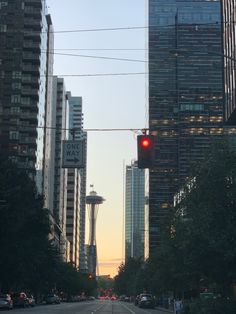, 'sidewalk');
156,306,174,313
